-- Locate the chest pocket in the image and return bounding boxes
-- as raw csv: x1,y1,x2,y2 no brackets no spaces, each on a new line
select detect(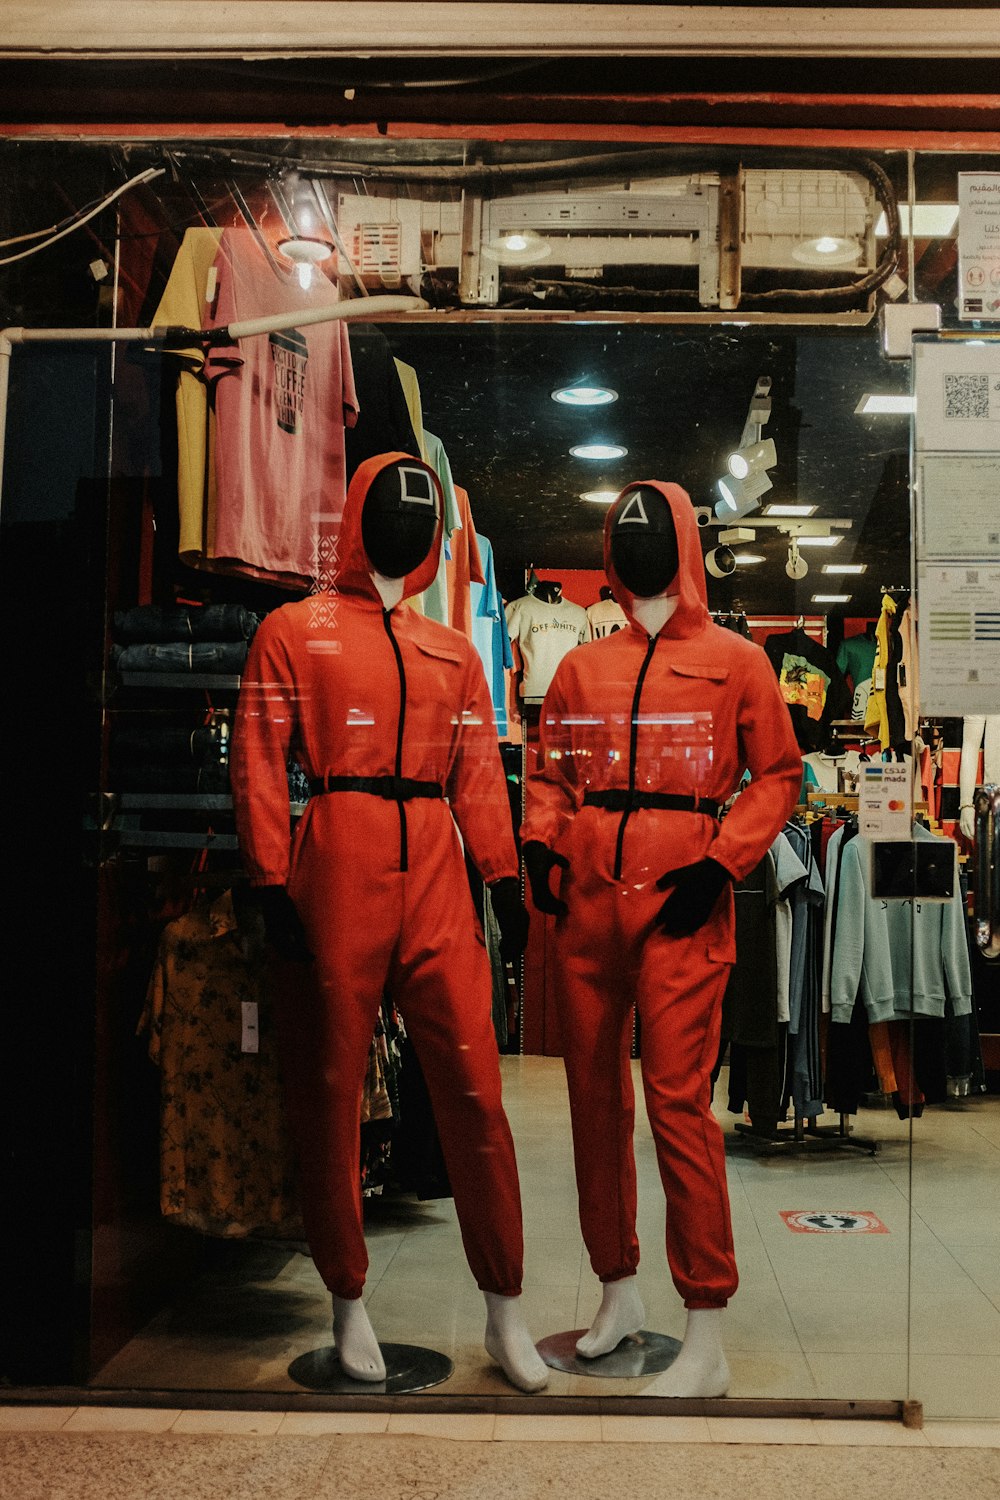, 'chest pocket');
413,637,465,671
669,662,730,685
